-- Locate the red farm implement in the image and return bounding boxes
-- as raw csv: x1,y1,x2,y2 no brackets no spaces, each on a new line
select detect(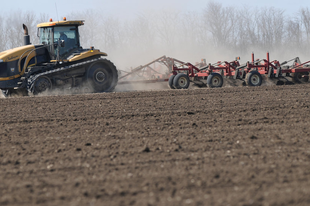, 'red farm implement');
167,57,245,89
278,57,310,83
168,52,310,89
118,52,310,89
237,52,310,85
